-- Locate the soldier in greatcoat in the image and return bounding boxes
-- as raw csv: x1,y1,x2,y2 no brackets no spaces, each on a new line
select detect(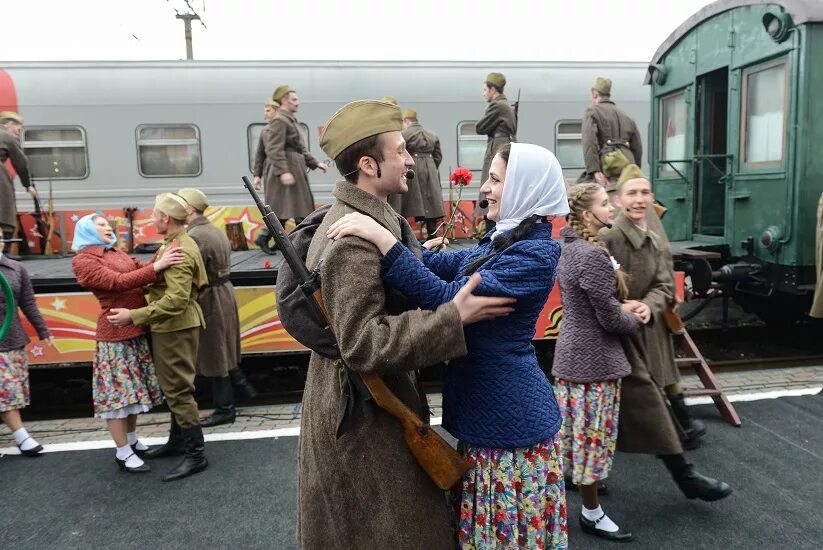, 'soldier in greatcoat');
475,73,516,224
178,188,255,428
579,77,643,185
388,108,444,238
298,99,516,549
810,192,823,318
0,112,37,242
107,193,209,482
253,85,328,252
252,100,279,253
